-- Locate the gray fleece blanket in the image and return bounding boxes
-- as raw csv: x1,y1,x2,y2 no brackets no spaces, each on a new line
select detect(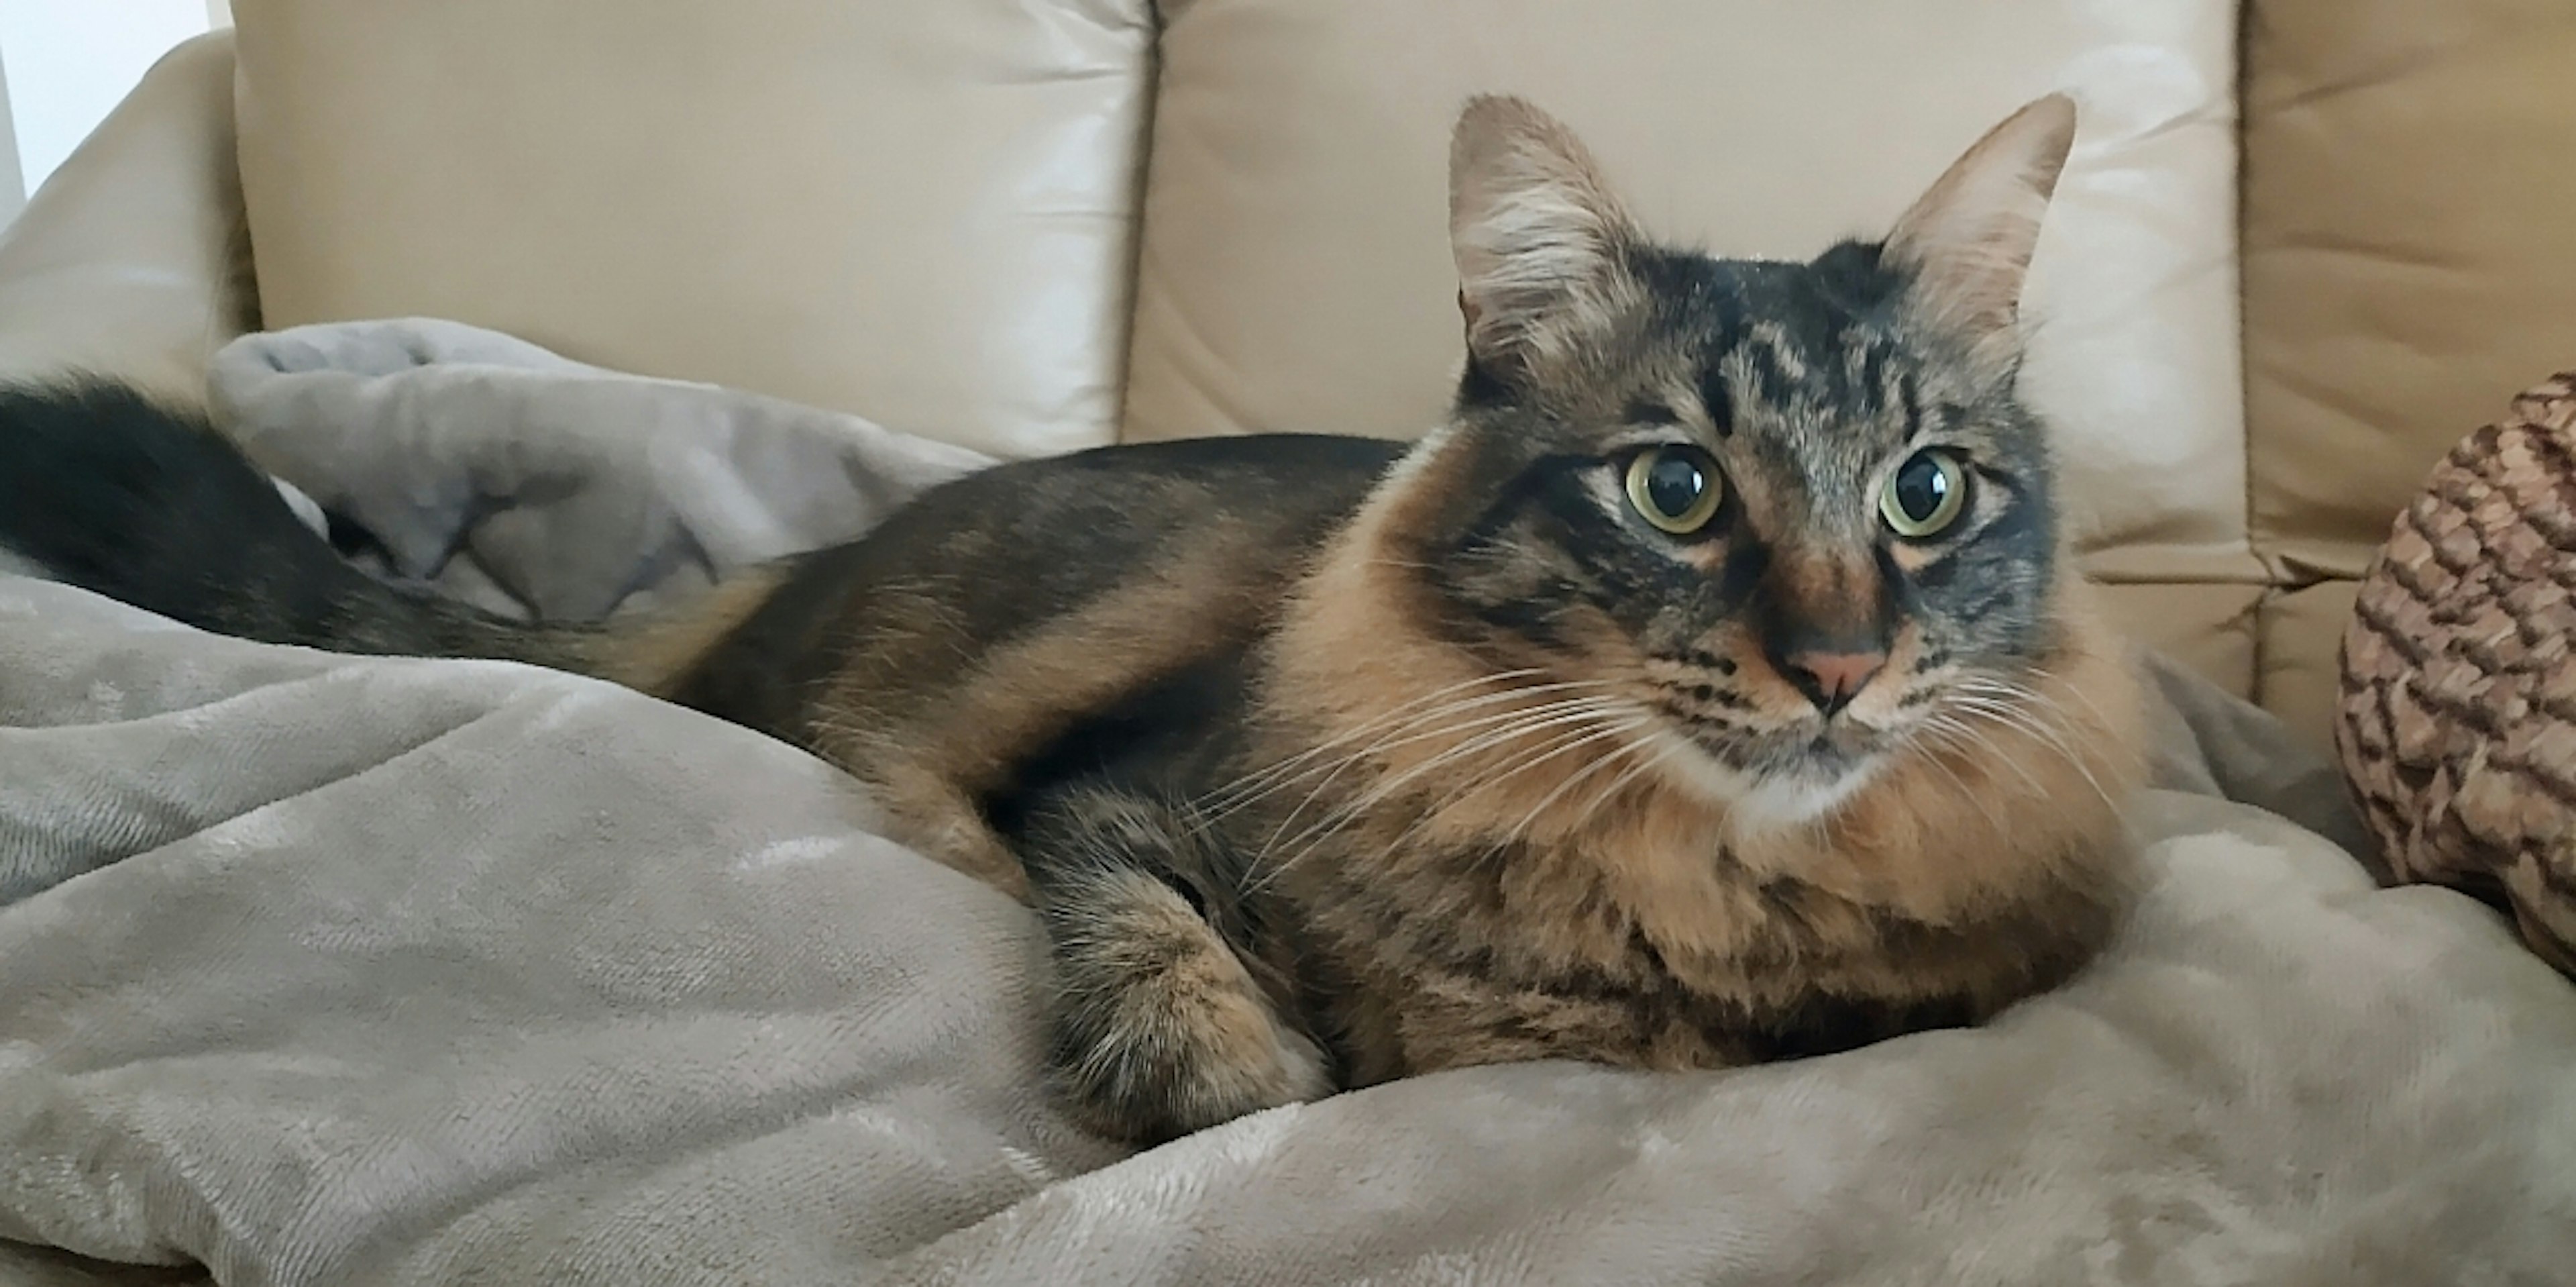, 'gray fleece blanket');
208,318,994,621
4,321,2575,1286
